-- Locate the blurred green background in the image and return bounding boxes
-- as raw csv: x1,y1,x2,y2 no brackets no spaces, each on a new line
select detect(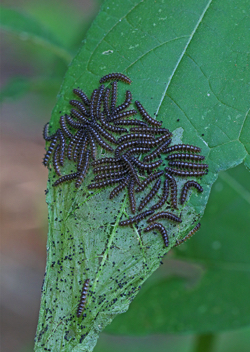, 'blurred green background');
0,1,249,351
